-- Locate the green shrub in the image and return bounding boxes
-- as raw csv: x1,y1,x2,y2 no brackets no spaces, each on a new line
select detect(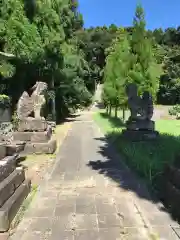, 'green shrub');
169,105,180,119
0,95,11,109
